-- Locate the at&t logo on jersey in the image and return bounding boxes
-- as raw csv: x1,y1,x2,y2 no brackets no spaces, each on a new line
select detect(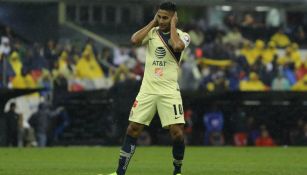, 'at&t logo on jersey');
155,47,166,59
